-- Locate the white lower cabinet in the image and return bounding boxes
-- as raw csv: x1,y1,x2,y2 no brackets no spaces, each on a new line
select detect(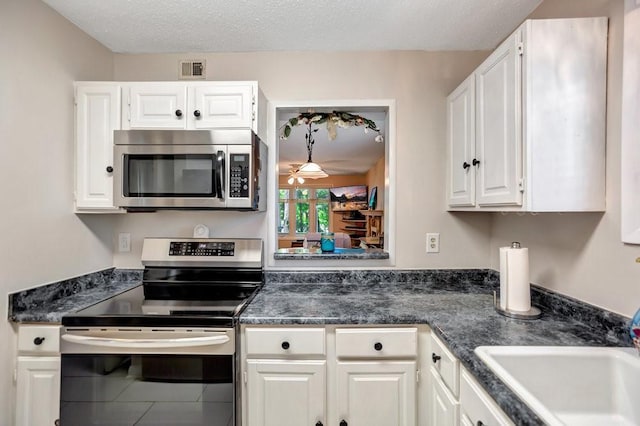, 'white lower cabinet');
337,361,417,426
243,326,512,426
15,325,61,426
15,357,60,426
460,368,513,426
429,334,513,426
428,367,459,426
246,359,325,426
242,325,421,426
